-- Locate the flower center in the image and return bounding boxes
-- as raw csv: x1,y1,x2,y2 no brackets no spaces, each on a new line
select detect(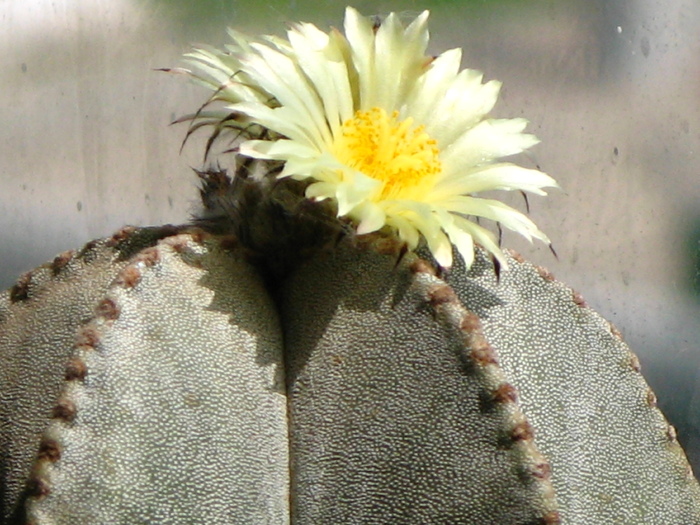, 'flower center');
332,108,442,200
